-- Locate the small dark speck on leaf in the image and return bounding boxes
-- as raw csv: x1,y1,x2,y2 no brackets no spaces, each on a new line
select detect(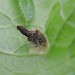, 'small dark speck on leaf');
17,26,47,47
